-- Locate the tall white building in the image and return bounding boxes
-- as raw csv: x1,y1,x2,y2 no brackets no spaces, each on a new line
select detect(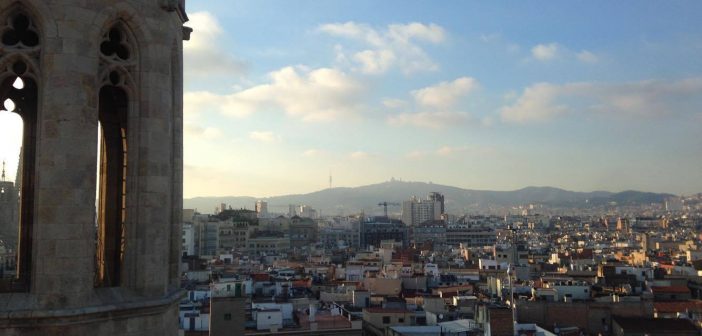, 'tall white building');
299,205,318,219
256,200,269,218
402,195,442,226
